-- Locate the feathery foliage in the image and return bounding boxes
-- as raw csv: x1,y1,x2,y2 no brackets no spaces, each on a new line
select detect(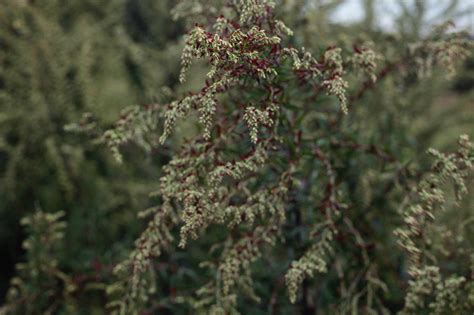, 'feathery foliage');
1,0,473,314
97,1,473,314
